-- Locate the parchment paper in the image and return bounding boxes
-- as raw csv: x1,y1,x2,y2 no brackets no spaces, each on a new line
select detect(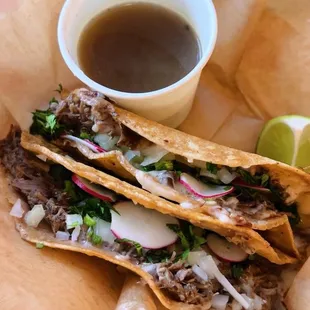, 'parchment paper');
0,0,309,309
